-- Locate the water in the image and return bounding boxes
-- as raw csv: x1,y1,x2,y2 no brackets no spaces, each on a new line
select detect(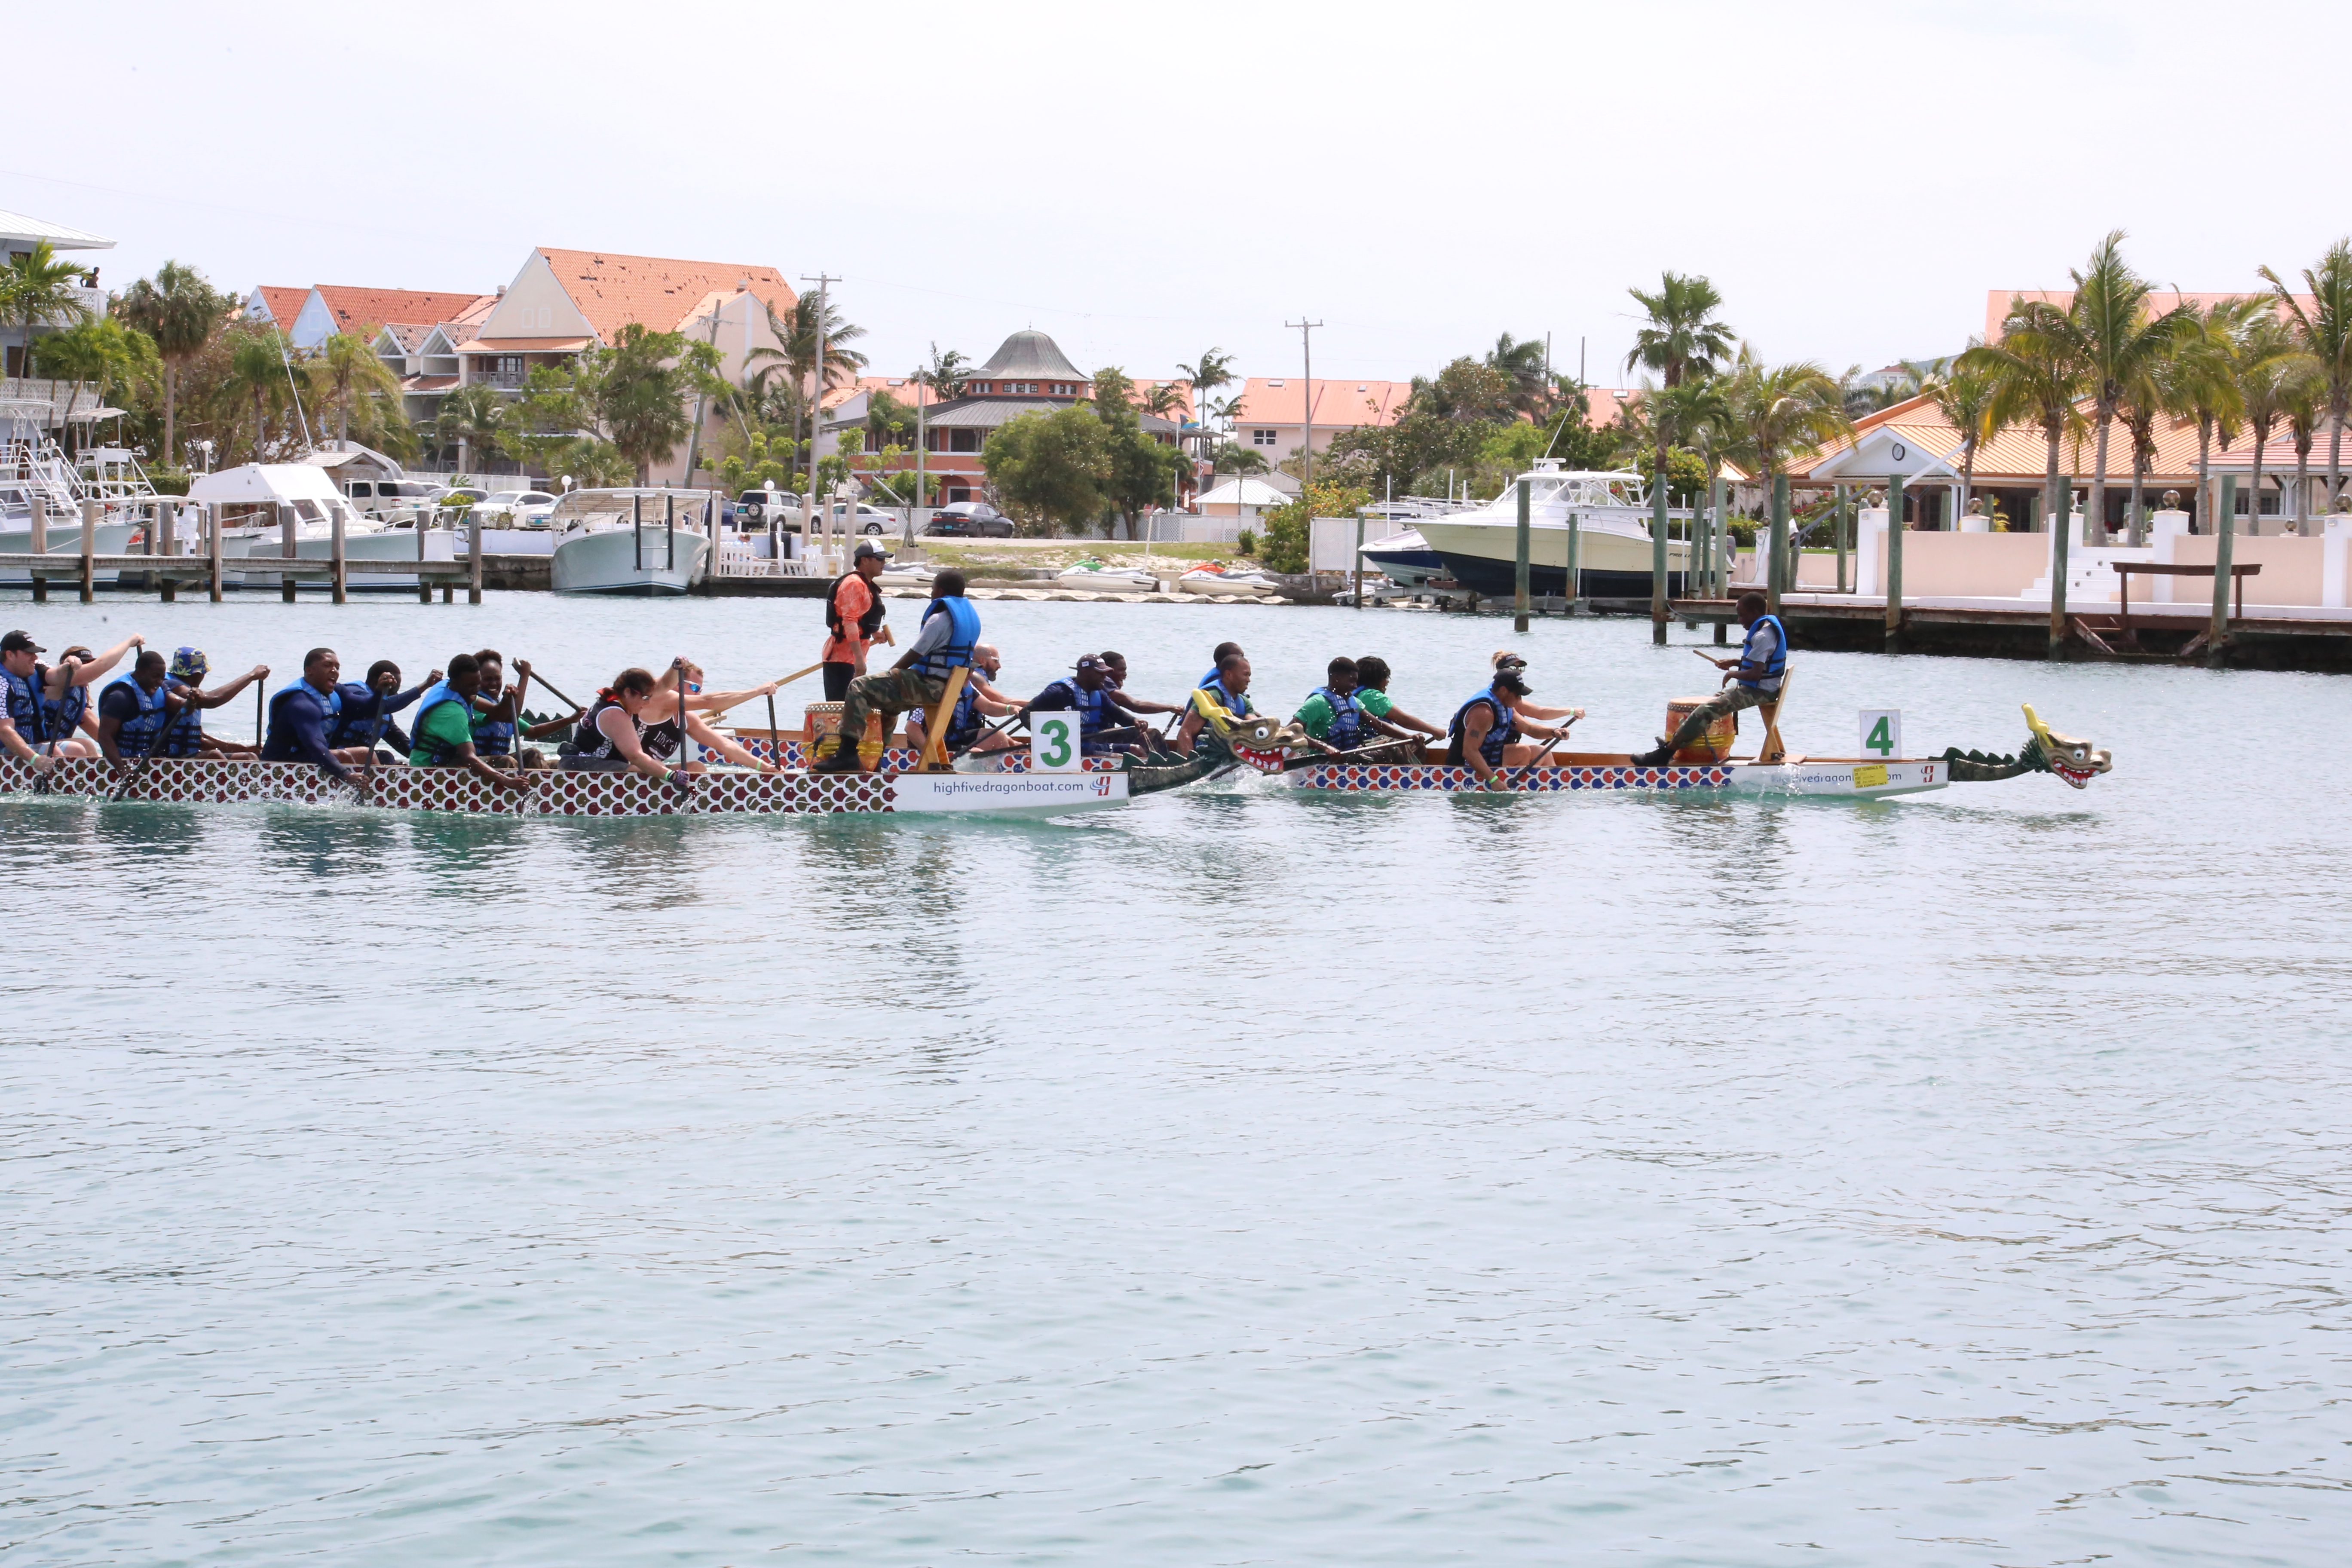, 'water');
4,591,2348,1567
